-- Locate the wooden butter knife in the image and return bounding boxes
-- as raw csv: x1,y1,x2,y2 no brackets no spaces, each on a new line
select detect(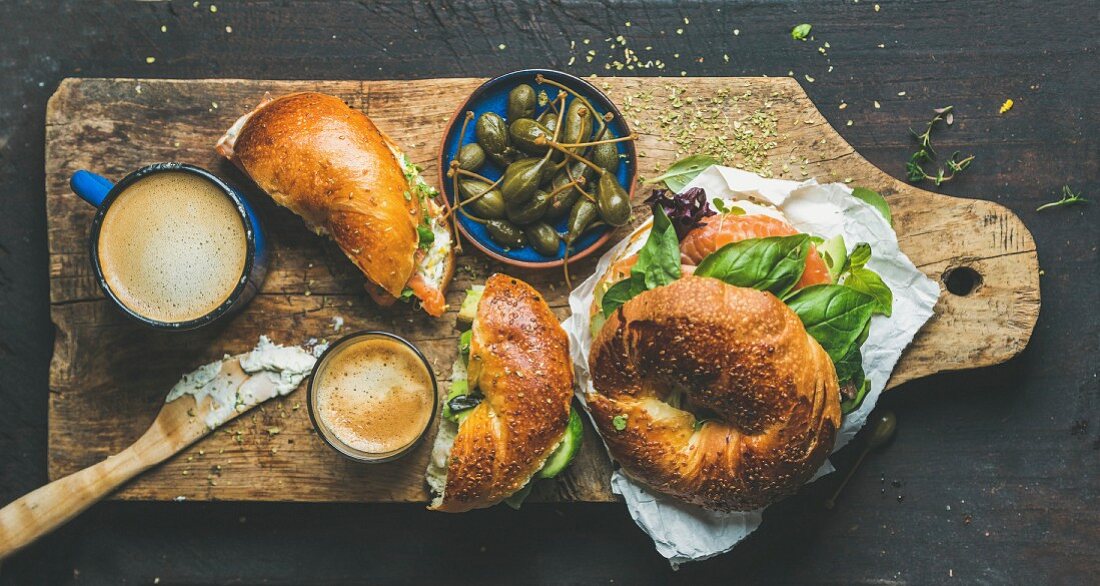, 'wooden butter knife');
0,338,317,560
